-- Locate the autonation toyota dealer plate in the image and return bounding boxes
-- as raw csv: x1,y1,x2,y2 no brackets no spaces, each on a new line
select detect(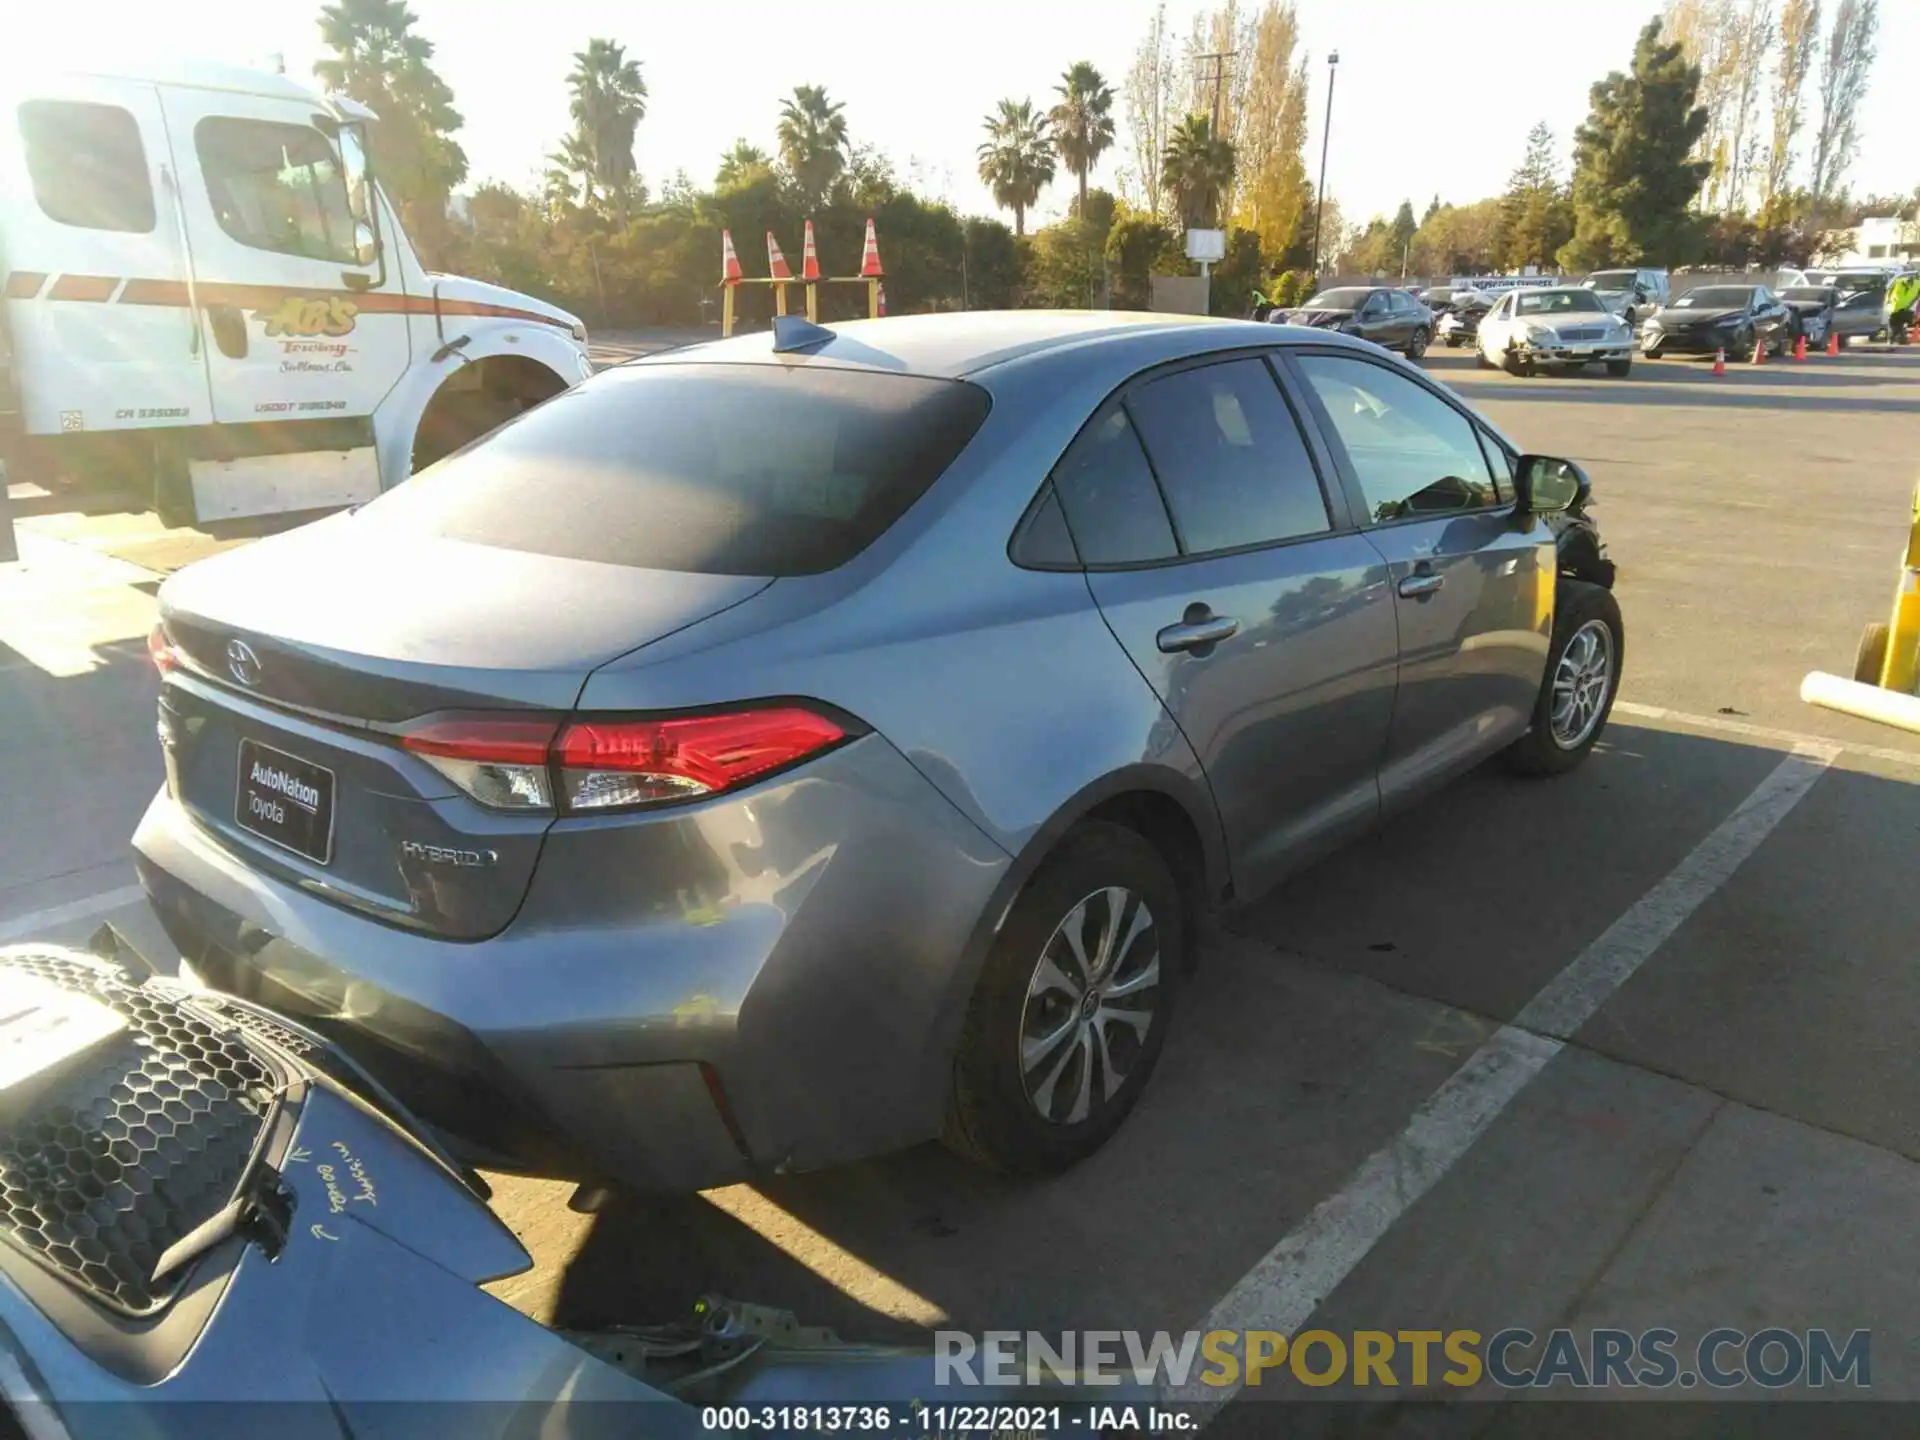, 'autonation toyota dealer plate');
236,738,335,864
